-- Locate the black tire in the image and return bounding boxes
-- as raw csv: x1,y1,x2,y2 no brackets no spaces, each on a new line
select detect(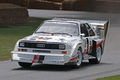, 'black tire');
89,46,102,64
18,62,32,68
72,49,82,68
